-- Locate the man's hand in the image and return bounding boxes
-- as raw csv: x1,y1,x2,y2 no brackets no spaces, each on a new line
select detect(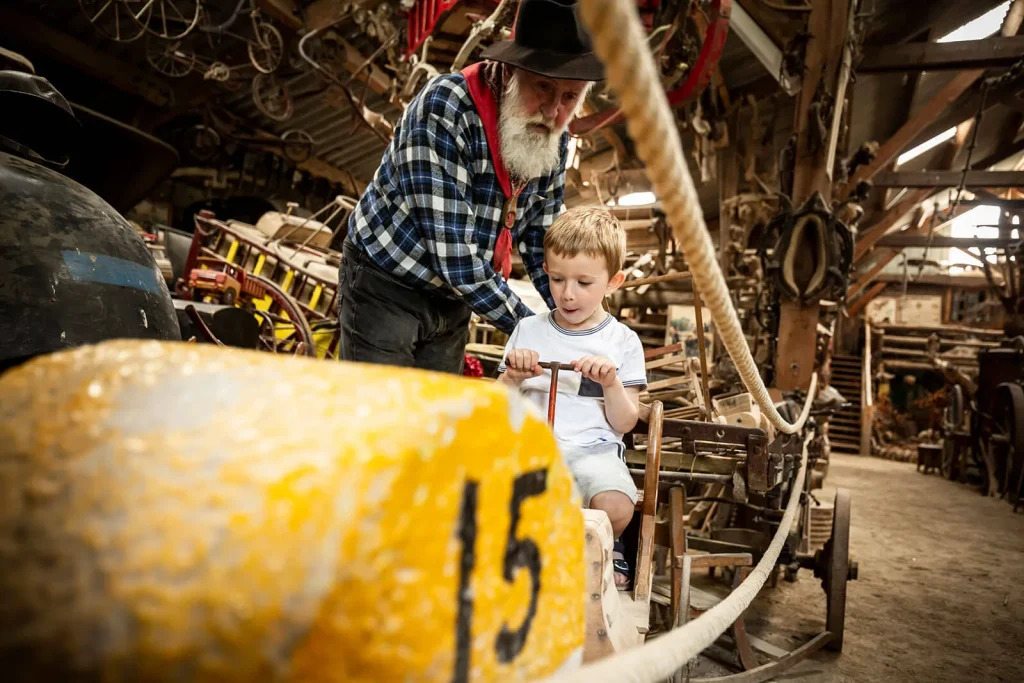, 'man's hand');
572,355,619,388
504,349,543,385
